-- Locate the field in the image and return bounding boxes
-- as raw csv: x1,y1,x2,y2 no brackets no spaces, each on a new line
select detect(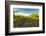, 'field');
13,13,39,27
